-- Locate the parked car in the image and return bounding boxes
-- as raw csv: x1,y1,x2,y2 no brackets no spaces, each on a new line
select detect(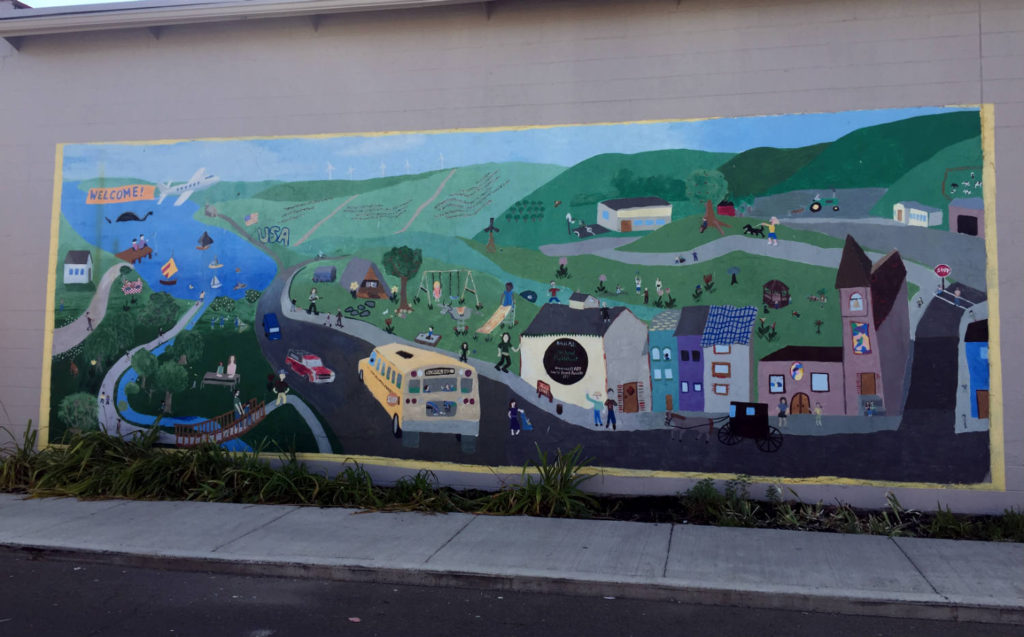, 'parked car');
262,312,282,340
285,349,335,383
